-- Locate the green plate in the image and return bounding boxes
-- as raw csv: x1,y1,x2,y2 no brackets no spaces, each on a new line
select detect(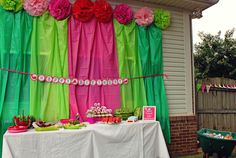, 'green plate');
63,124,86,130
35,126,59,131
